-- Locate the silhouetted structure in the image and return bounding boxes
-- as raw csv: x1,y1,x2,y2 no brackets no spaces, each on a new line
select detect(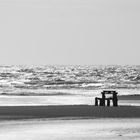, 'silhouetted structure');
95,90,118,107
